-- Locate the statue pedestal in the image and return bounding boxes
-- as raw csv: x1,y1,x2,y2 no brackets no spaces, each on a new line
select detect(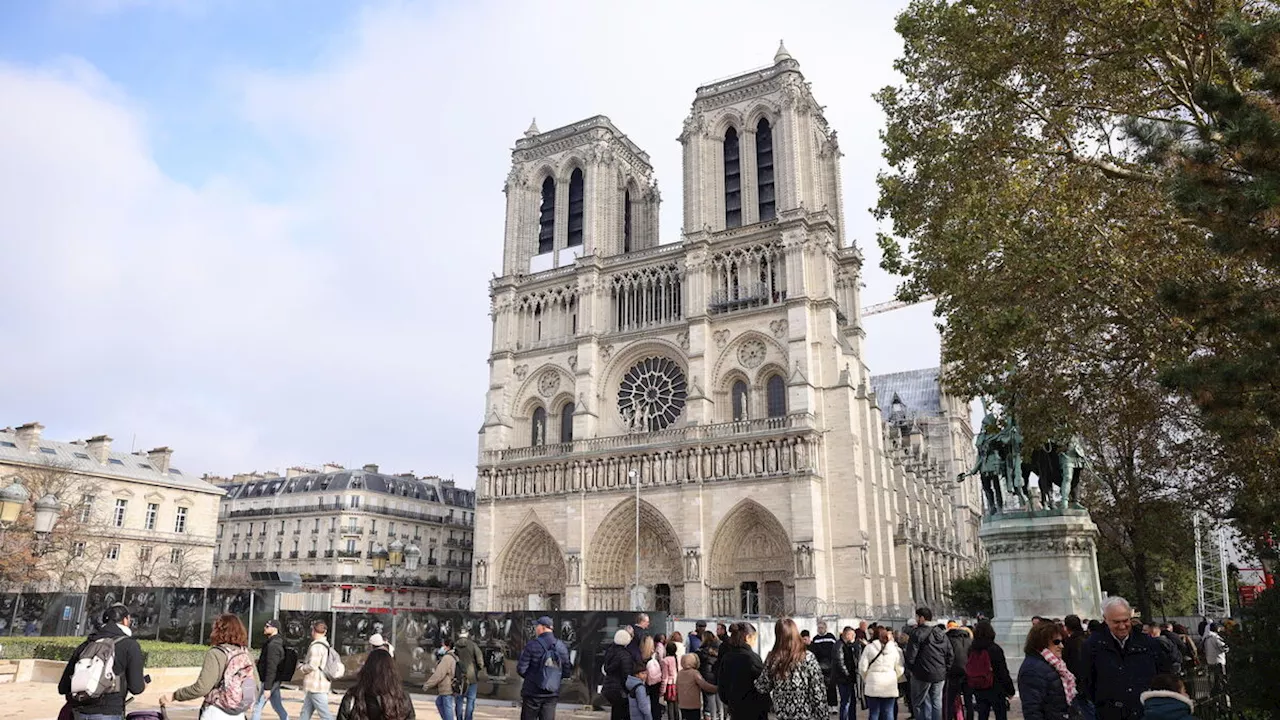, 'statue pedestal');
980,510,1102,670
